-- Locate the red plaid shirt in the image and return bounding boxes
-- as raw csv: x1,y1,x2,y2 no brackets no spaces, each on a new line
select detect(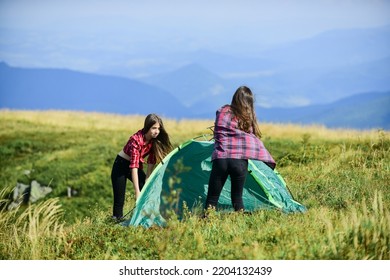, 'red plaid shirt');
212,105,276,168
123,130,156,169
